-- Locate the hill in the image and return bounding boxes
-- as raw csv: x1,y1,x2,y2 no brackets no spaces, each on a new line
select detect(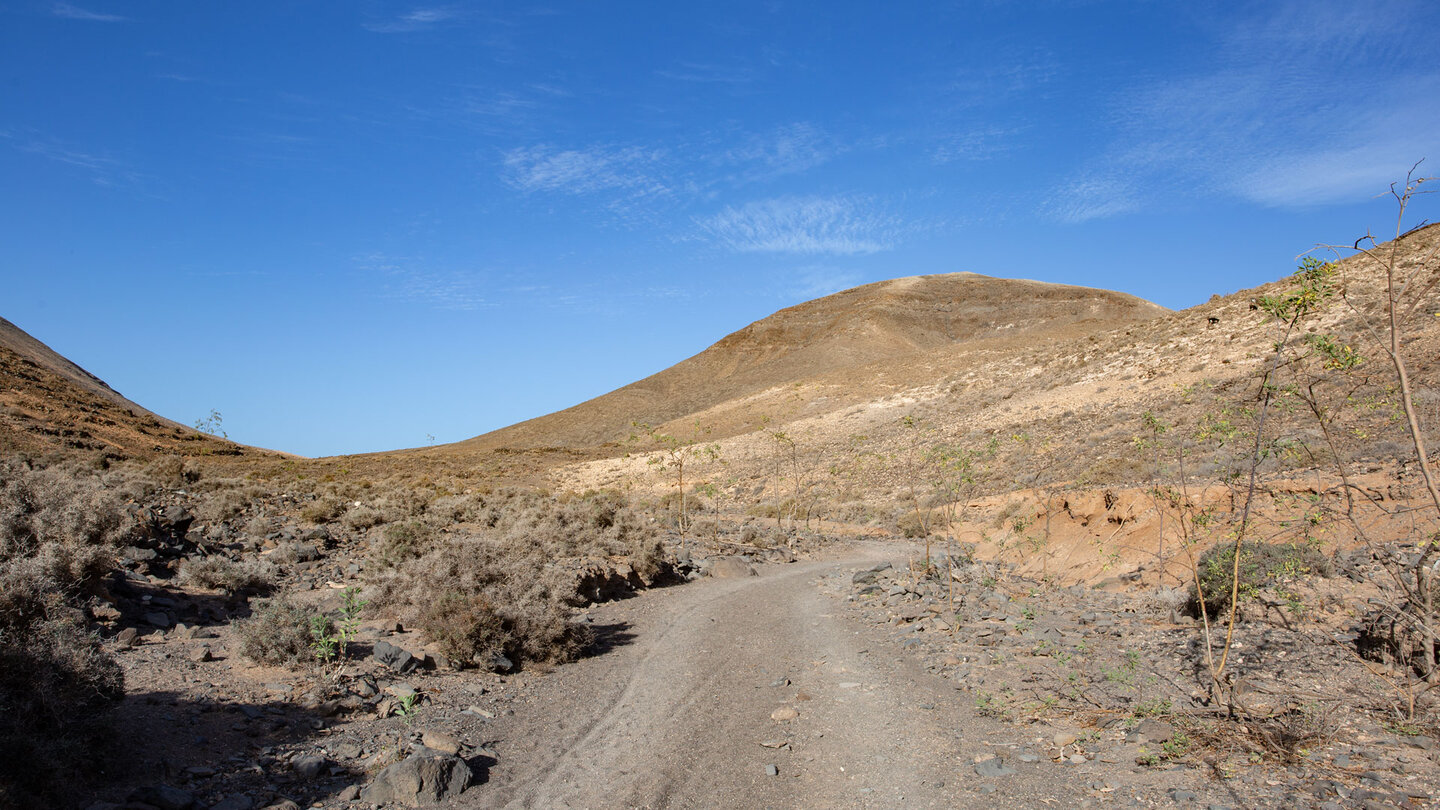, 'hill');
462,273,1169,451
0,316,255,460
550,223,1440,513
